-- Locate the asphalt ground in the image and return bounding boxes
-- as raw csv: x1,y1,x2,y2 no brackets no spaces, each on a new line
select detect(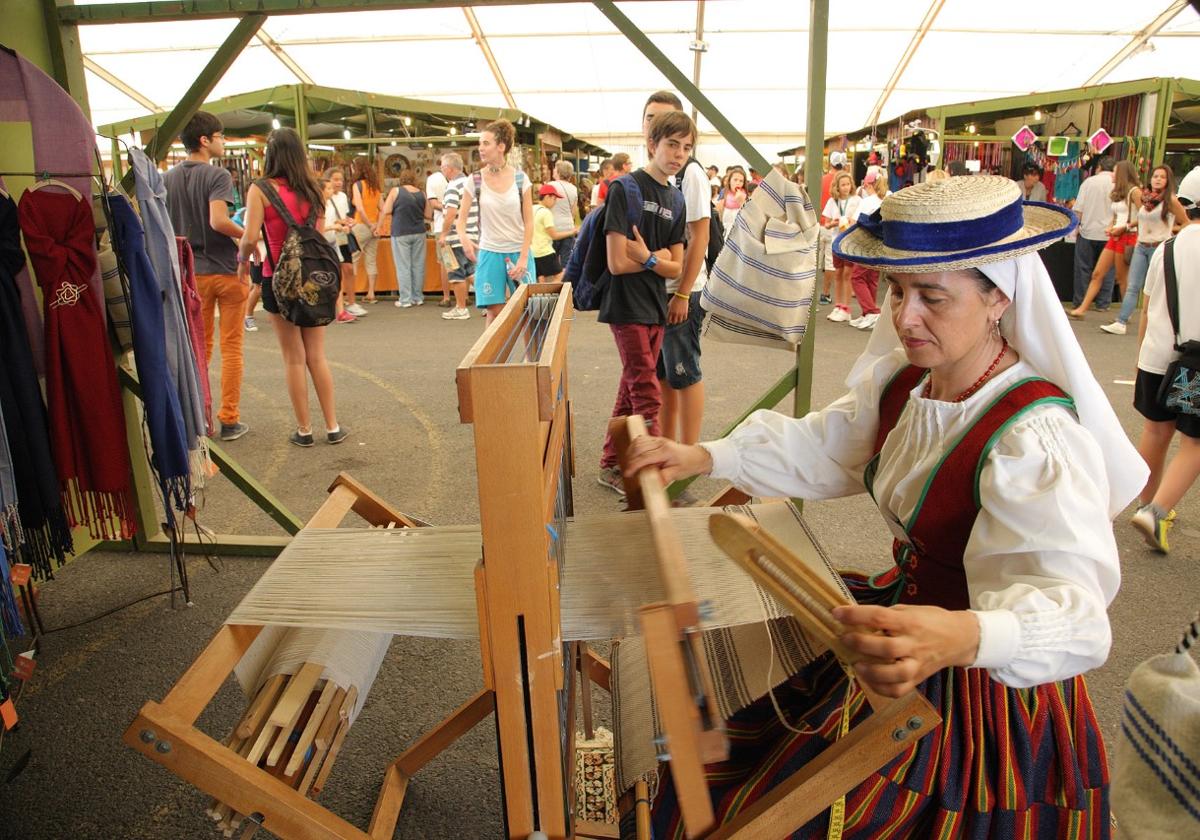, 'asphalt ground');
1,293,1196,839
